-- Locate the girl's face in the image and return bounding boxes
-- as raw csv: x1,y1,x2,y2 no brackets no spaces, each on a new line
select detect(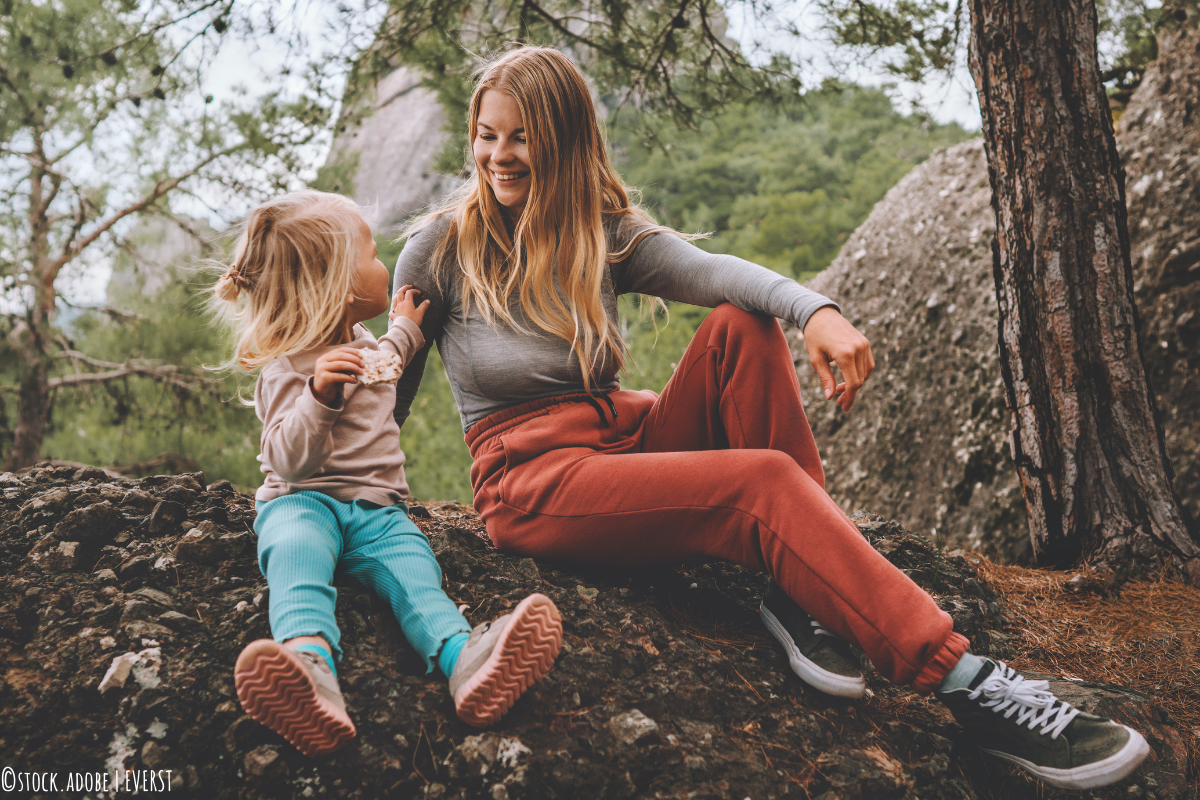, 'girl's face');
349,220,390,323
473,90,531,216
